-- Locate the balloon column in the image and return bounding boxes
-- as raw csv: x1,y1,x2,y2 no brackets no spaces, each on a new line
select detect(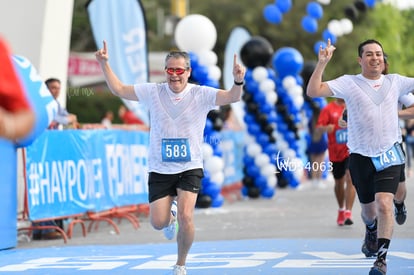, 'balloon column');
240,36,278,199
271,47,307,188
174,14,225,208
